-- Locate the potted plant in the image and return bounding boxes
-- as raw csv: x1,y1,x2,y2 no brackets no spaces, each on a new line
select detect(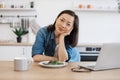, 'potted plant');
30,1,34,8
12,27,28,43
